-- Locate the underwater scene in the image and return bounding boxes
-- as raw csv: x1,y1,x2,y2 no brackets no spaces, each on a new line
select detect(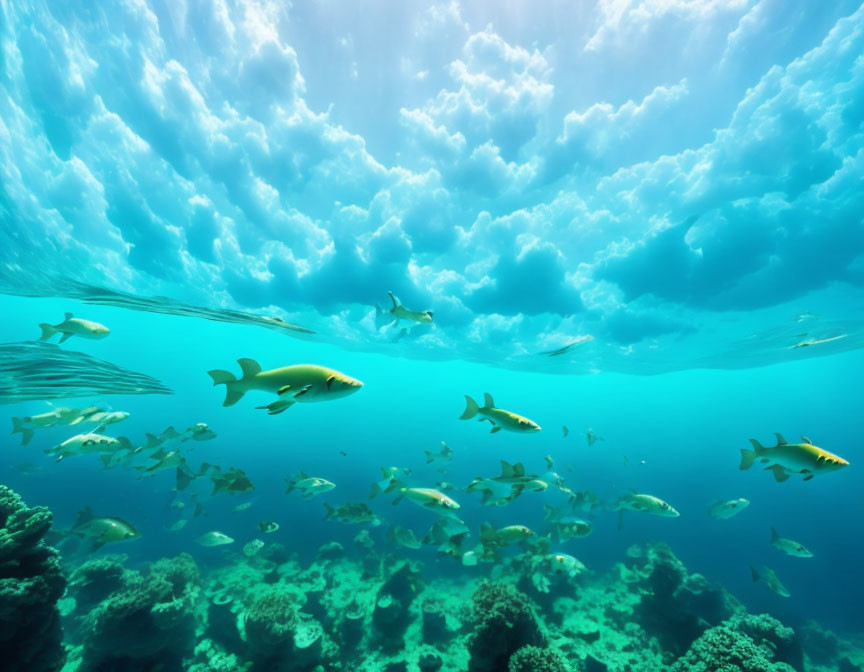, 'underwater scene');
2,2,864,672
